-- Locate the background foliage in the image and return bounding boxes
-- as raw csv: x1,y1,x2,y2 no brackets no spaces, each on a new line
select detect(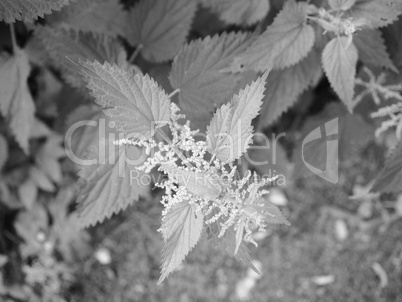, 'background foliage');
1,0,402,301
